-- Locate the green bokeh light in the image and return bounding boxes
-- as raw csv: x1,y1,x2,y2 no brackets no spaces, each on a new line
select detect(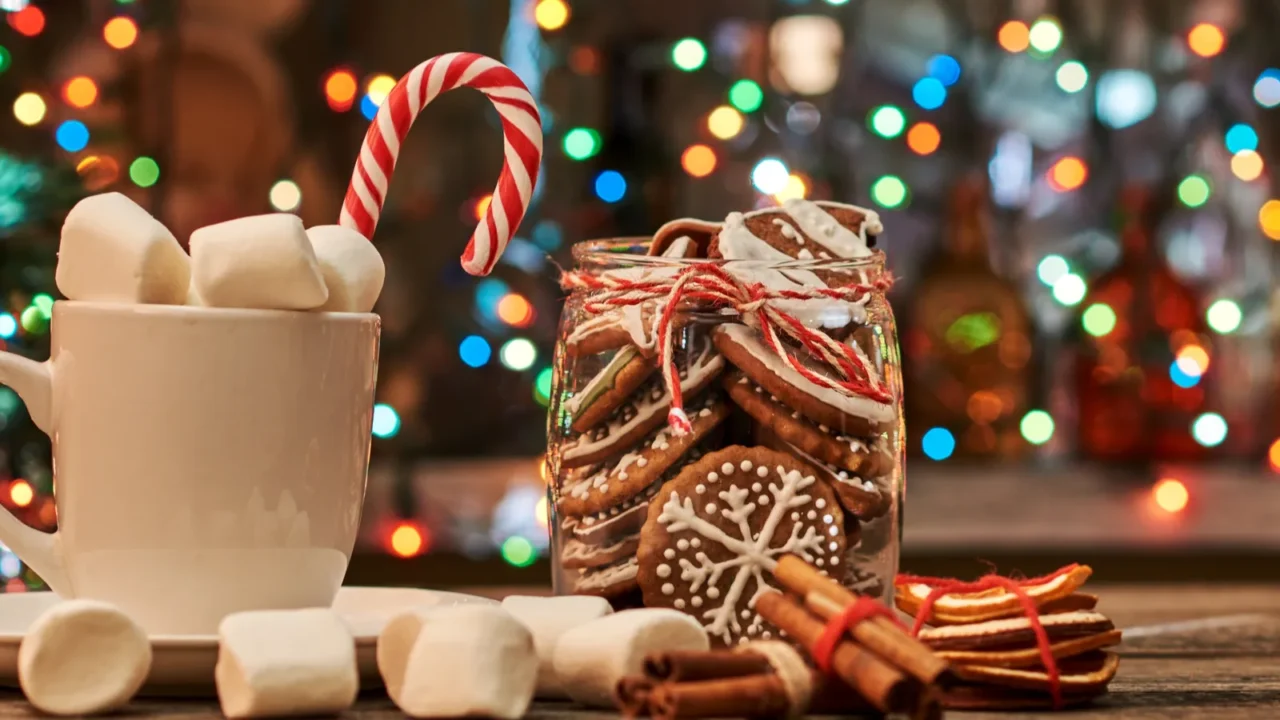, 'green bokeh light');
501,536,538,567
1177,174,1211,208
562,127,601,161
129,157,160,188
31,293,52,319
1028,18,1063,54
671,38,707,72
870,175,908,209
728,80,764,113
19,306,47,334
1051,273,1087,306
1206,299,1242,334
1082,303,1117,337
0,47,10,75
534,367,553,406
1020,410,1056,445
868,105,906,138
